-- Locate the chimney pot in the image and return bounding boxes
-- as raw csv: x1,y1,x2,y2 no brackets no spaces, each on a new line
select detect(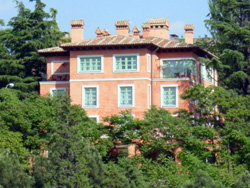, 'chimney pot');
132,26,140,38
95,27,103,37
